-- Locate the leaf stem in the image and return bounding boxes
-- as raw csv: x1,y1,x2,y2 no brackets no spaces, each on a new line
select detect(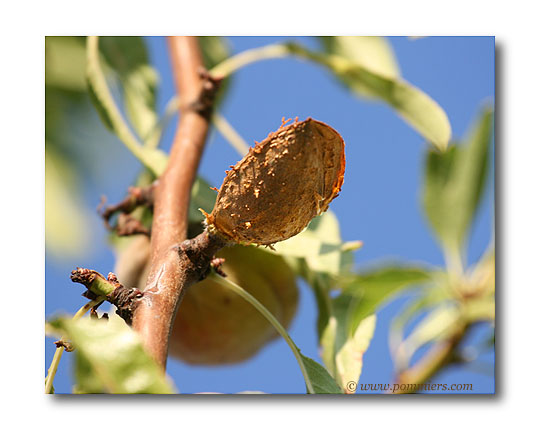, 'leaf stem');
211,274,315,394
209,44,291,78
212,113,250,156
443,245,464,278
45,298,105,394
